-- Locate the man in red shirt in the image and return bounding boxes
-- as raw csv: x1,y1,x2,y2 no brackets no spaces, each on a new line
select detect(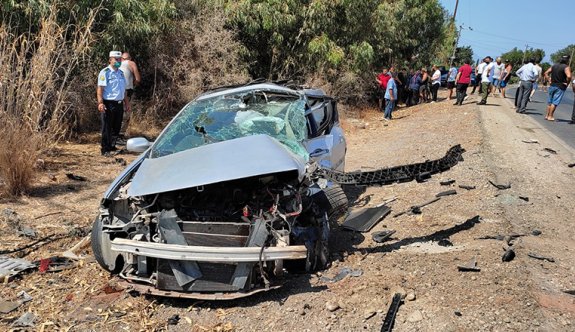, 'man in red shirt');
454,59,472,106
376,67,391,111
